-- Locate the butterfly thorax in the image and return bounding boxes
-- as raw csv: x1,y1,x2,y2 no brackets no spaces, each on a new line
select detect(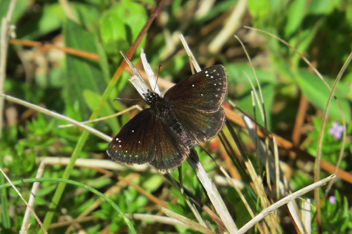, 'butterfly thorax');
143,90,171,120
149,93,172,120
145,91,193,148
